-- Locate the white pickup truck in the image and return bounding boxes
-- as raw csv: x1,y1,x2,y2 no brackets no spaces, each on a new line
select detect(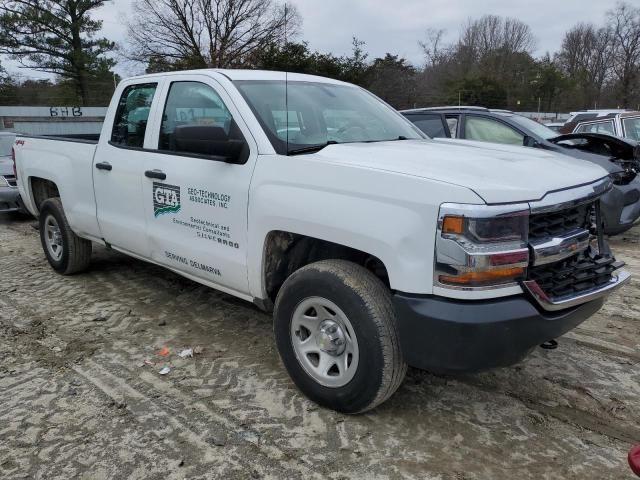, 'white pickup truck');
13,70,630,413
